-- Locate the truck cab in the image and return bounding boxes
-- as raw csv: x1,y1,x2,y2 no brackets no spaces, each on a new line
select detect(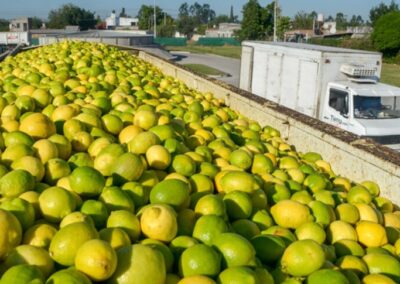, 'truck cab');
322,81,400,150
